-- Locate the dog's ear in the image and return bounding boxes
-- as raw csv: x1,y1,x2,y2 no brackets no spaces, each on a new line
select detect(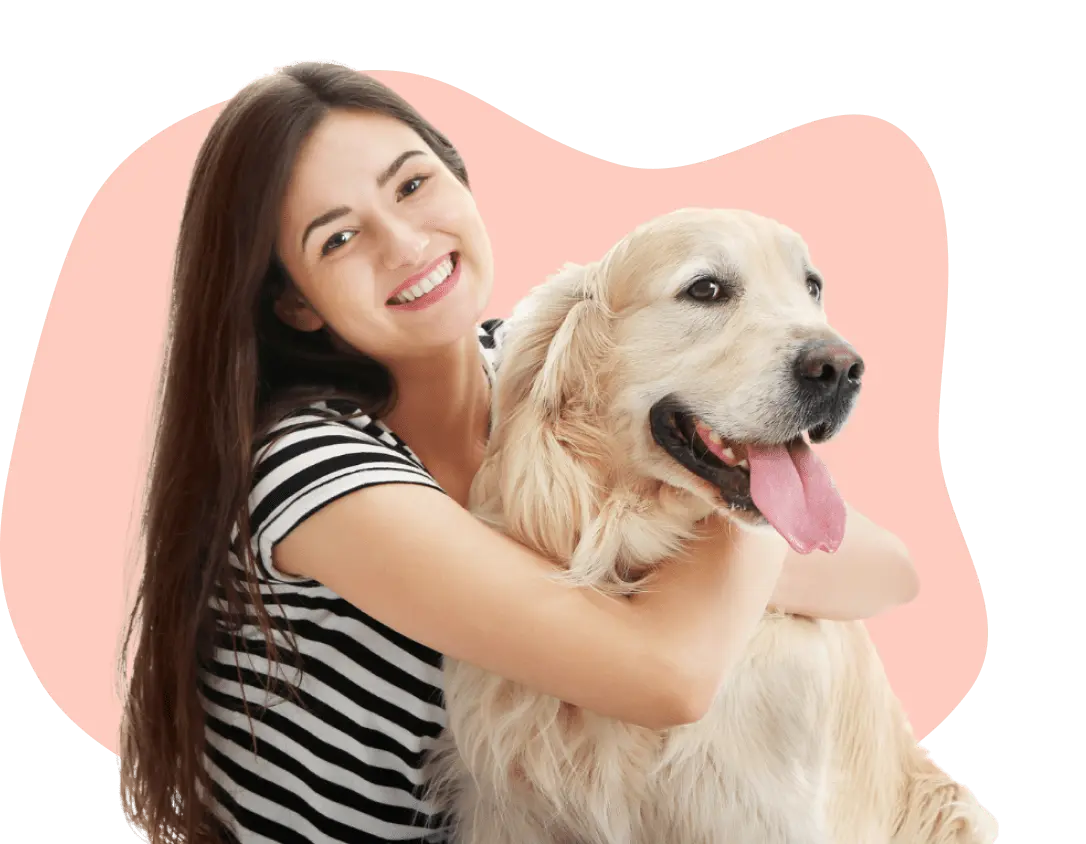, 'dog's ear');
478,262,616,563
498,262,614,424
